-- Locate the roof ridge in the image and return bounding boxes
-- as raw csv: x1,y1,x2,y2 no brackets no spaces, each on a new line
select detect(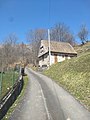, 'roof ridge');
41,39,70,44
